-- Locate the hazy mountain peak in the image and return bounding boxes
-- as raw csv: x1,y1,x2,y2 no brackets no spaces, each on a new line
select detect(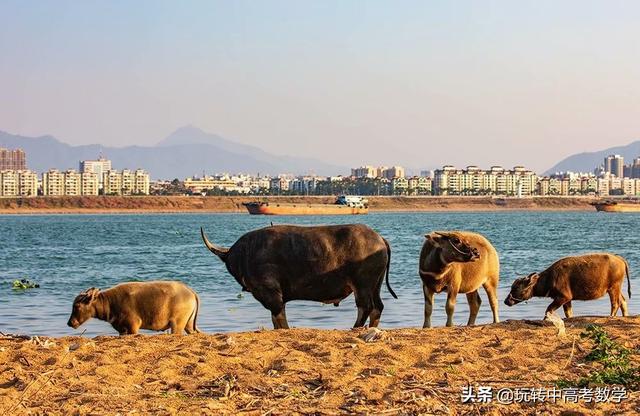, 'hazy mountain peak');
545,139,640,175
0,128,347,178
157,125,225,147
